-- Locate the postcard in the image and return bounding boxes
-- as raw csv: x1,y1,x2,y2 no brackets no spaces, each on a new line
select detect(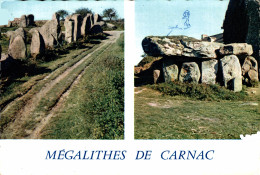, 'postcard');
0,0,260,175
